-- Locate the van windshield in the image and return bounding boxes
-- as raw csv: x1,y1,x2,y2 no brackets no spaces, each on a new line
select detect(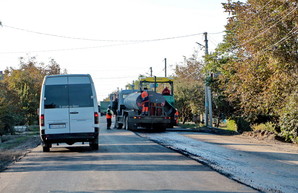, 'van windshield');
44,84,94,108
